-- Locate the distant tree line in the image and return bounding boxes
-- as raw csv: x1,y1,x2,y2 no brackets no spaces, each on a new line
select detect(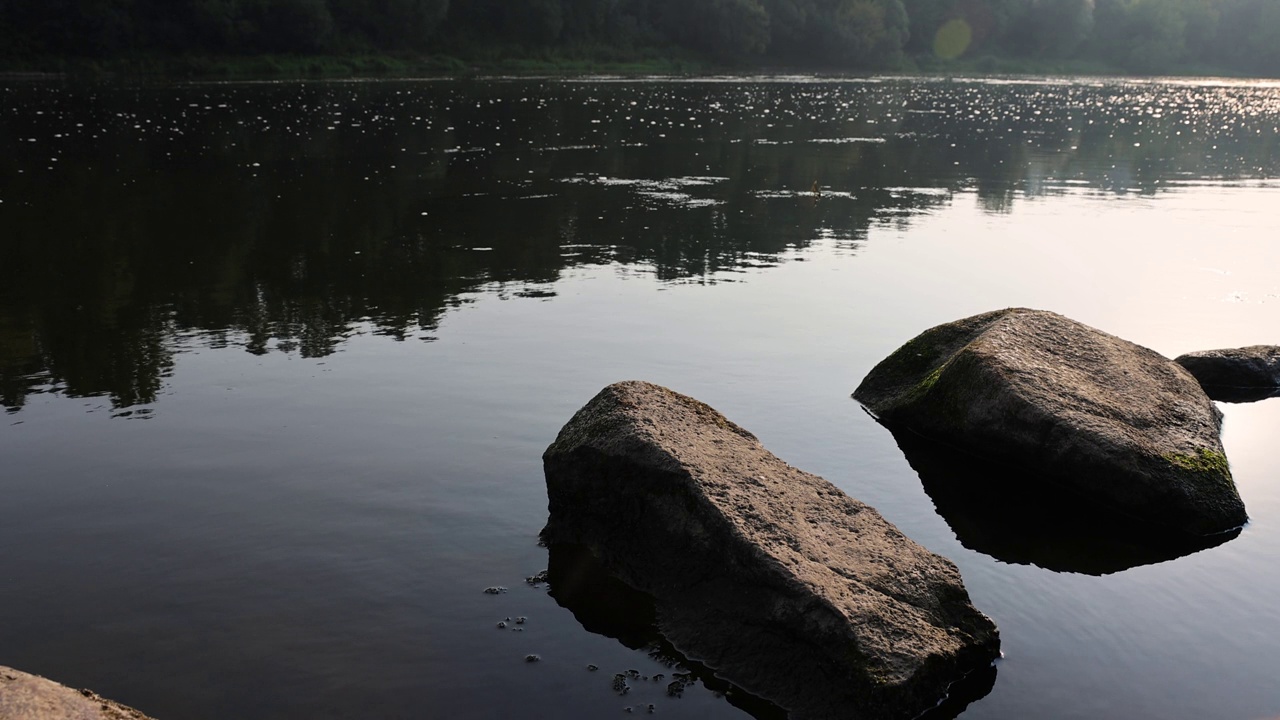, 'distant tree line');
2,0,1280,74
